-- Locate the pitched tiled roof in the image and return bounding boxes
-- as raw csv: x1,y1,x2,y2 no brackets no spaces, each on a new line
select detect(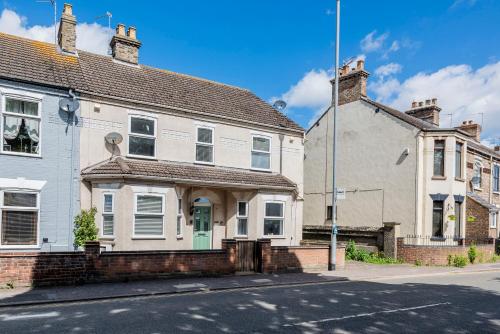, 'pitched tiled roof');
467,192,499,212
81,157,297,191
0,32,302,132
